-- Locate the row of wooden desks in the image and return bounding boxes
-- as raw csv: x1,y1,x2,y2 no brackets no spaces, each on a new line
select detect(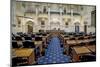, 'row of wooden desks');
58,34,96,62
64,38,95,55
61,35,96,62
63,35,95,43
77,39,95,44
12,48,35,65
67,39,95,45
12,34,50,66
71,45,96,62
